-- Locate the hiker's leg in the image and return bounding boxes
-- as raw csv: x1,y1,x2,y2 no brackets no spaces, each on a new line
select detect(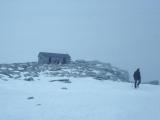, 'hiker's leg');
134,80,137,88
137,80,141,86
